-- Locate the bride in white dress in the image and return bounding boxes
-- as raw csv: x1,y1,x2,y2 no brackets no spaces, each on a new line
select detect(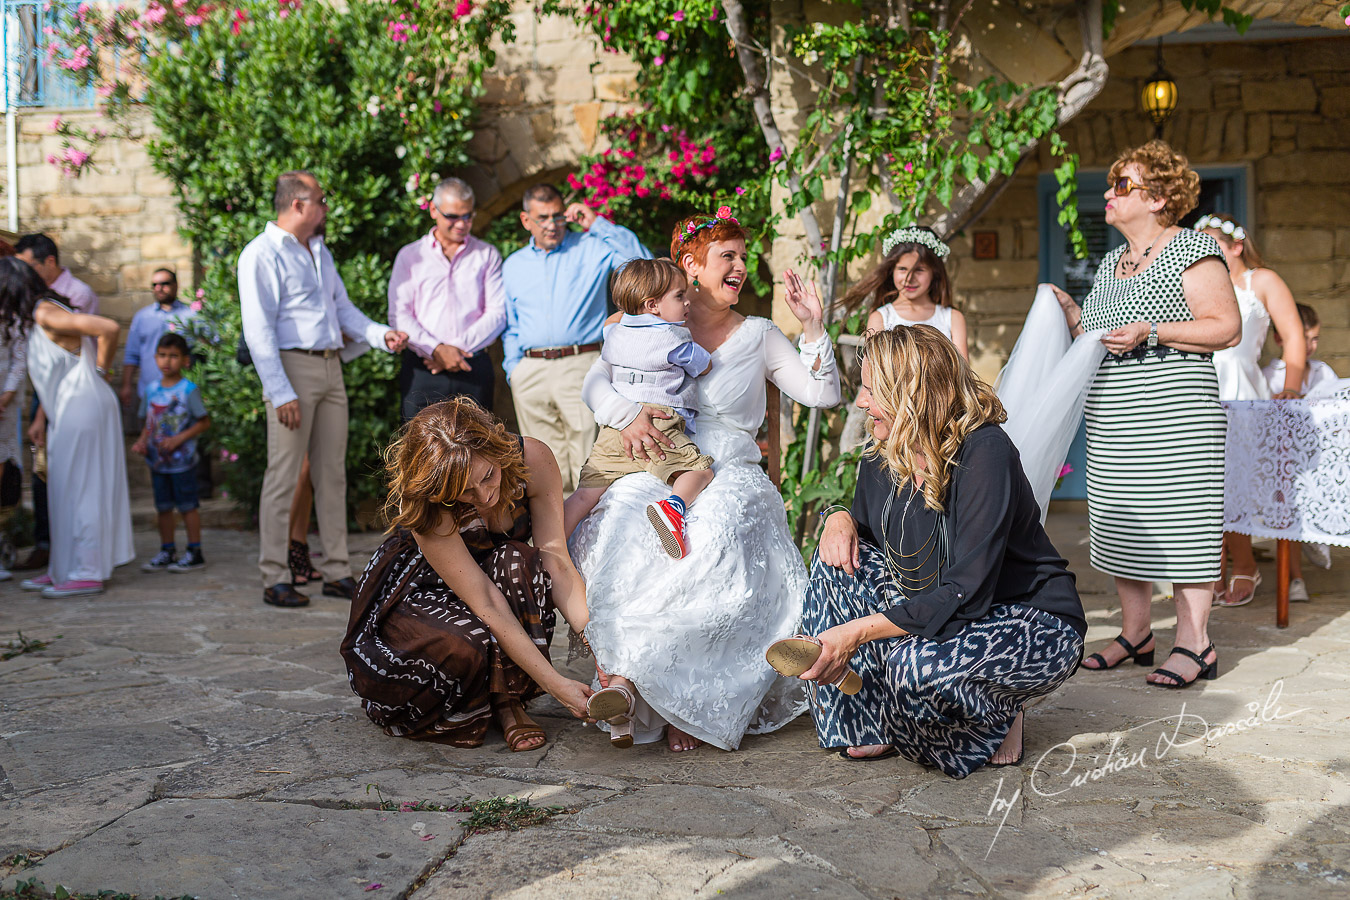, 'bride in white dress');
569,213,842,752
10,259,134,597
1195,215,1306,607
